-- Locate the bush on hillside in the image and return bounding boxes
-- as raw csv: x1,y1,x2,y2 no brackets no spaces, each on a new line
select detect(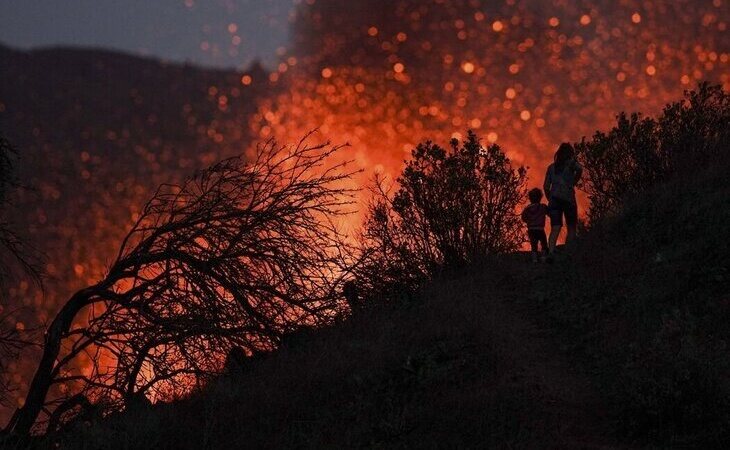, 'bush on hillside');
660,82,730,172
356,131,526,301
547,158,730,445
574,113,661,223
576,83,729,223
